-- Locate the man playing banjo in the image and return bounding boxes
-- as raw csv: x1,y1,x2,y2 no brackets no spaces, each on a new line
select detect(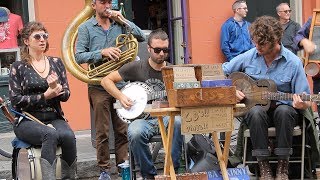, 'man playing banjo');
101,29,183,180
